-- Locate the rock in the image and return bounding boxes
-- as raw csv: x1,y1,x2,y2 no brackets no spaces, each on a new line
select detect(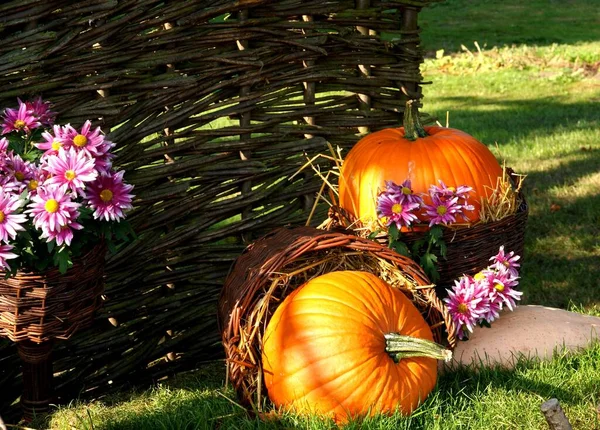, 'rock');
444,305,600,370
